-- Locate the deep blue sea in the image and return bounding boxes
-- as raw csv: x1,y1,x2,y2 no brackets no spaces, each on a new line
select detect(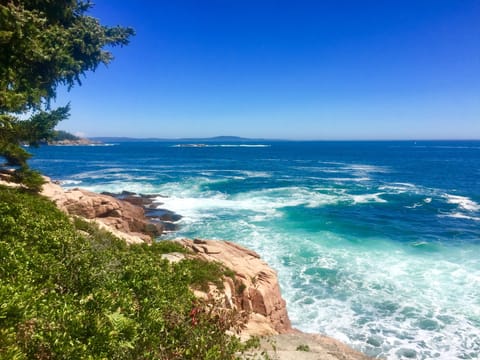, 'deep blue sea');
30,140,480,359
